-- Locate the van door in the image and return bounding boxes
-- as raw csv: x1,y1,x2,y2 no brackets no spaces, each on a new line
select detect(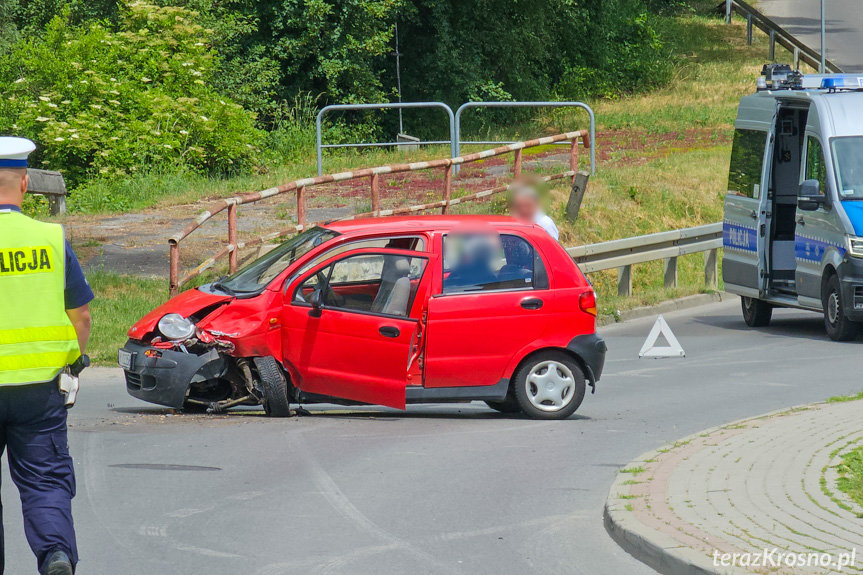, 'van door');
723,127,771,297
